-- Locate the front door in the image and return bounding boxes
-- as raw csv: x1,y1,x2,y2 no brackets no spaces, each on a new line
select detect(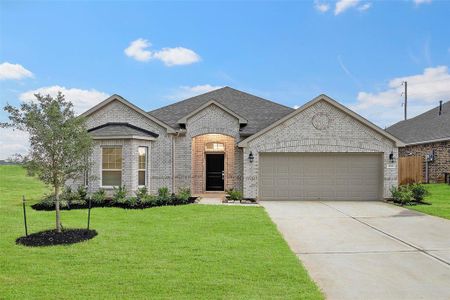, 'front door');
205,154,224,191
